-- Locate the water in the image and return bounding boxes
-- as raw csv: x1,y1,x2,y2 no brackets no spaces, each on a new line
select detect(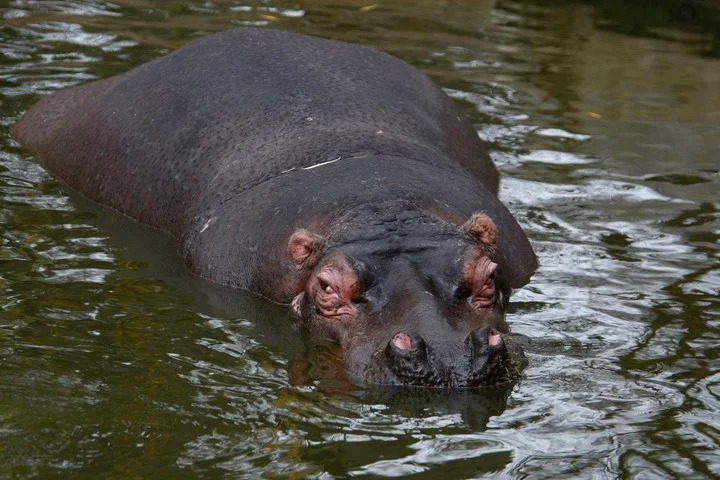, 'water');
1,0,718,478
